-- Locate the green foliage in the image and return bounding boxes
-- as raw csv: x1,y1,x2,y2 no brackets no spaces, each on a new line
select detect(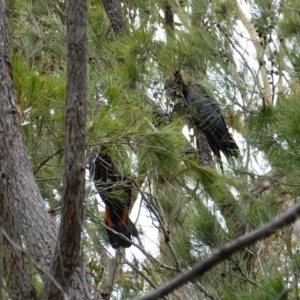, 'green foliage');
275,95,300,148
191,201,227,247
279,0,300,38
251,0,277,36
247,105,277,154
213,0,236,20
225,275,286,300
247,194,279,228
137,126,185,176
12,52,66,203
